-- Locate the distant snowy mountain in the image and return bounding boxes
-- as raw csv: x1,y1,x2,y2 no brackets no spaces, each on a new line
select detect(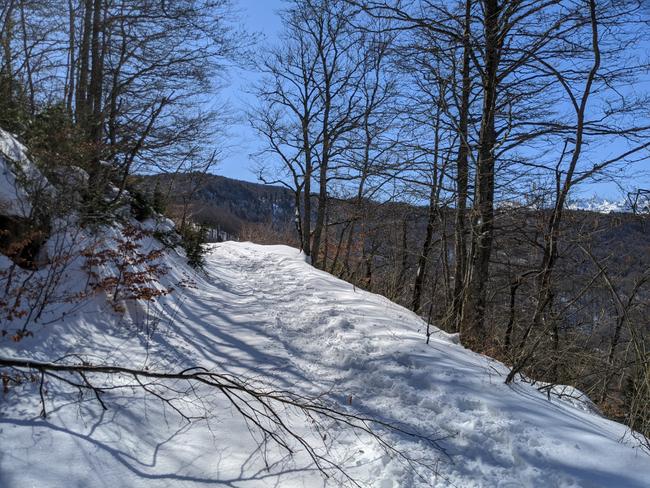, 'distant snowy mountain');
500,194,648,214
567,195,649,214
567,196,625,214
